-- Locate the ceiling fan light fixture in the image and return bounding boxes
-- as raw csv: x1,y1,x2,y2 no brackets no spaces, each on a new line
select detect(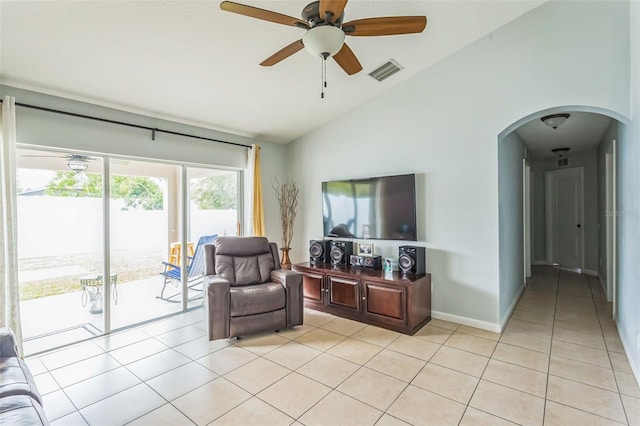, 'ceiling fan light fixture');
67,157,88,172
541,113,570,129
302,25,345,58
